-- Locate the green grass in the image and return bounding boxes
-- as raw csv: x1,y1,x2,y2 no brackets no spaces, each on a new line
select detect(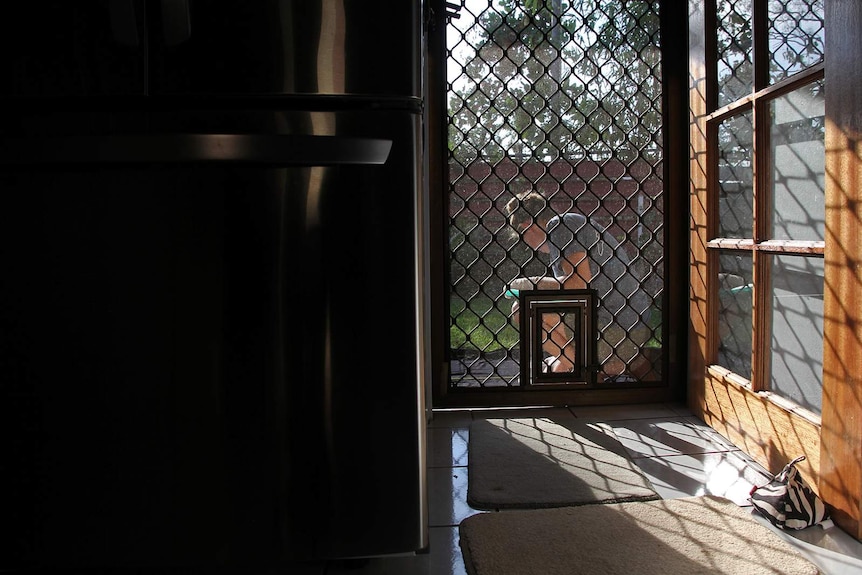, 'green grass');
450,295,520,352
451,294,665,353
